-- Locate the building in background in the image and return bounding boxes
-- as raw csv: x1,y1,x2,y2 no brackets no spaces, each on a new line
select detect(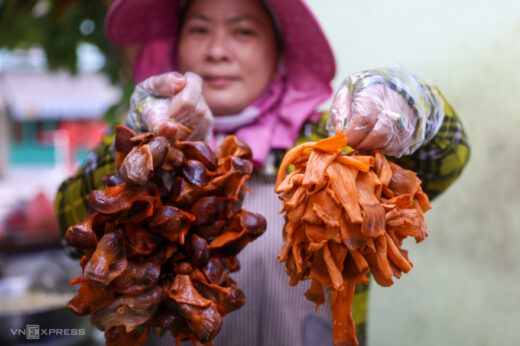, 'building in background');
0,70,119,168
0,46,120,170
0,46,121,246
